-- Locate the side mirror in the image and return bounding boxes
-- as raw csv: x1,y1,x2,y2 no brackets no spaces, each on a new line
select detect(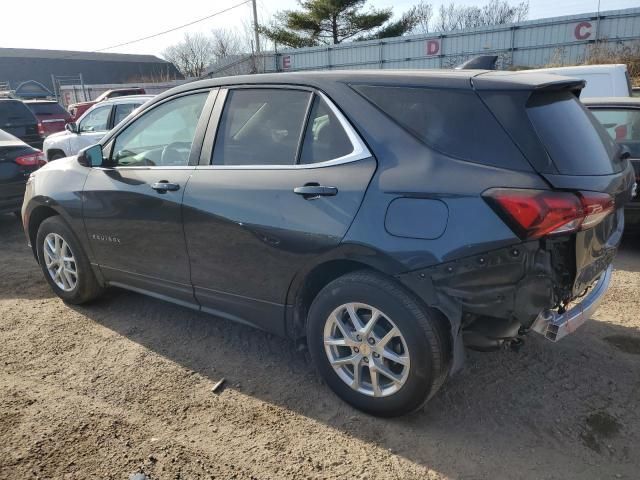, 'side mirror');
65,122,78,133
77,144,104,168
